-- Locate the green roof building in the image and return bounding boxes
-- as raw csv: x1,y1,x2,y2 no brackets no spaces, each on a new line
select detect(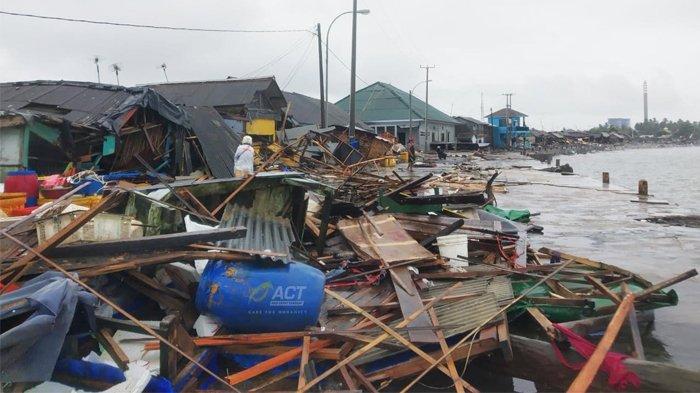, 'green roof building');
335,82,458,150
